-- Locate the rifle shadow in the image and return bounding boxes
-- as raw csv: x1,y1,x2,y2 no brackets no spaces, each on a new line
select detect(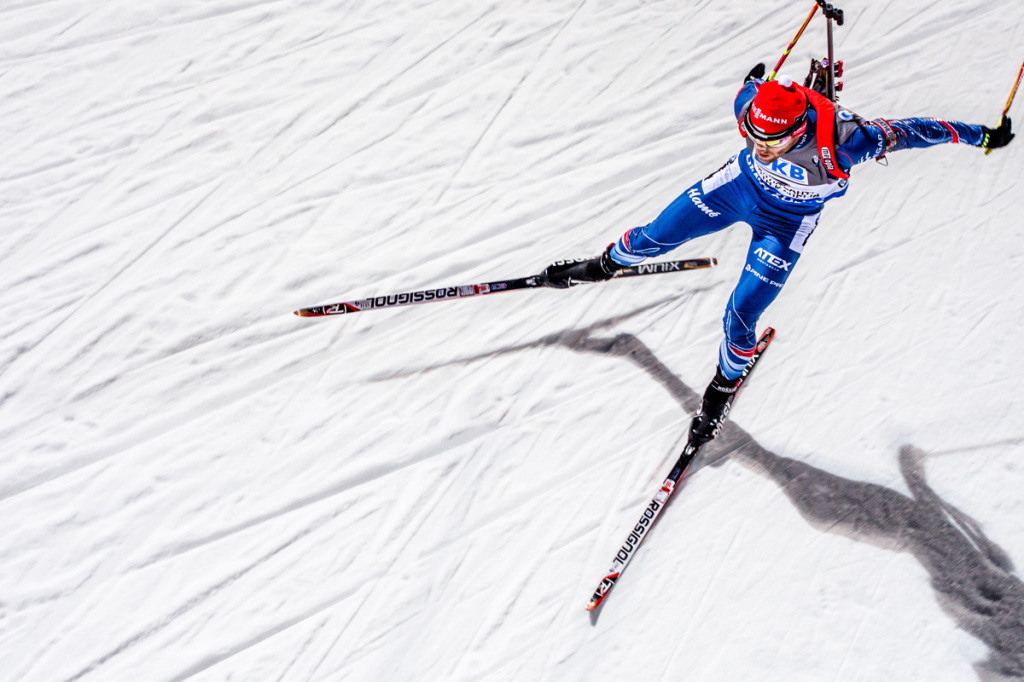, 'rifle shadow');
382,310,1024,681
